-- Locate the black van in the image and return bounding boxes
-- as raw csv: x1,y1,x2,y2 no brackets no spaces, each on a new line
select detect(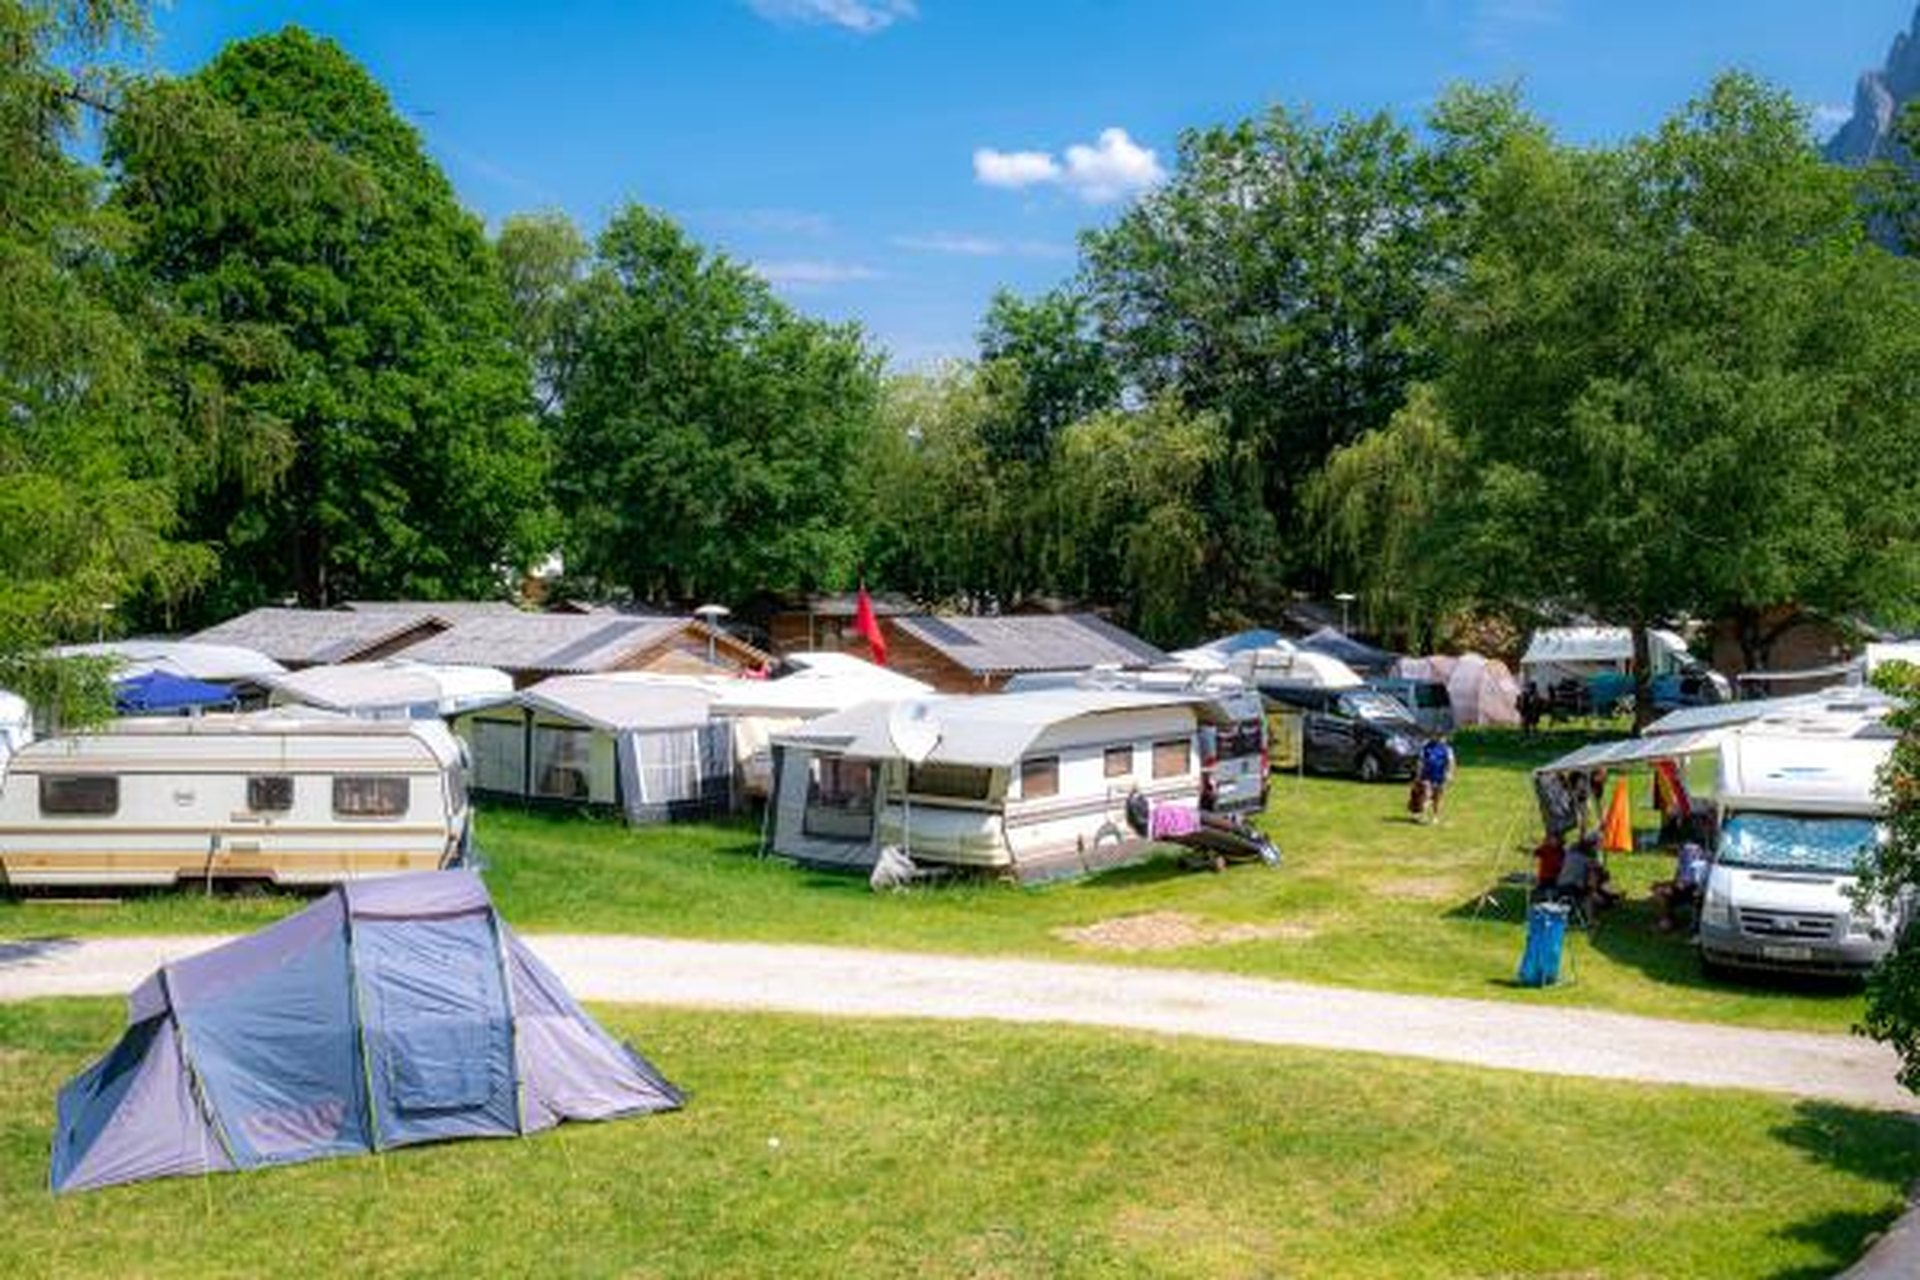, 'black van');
1258,684,1425,782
